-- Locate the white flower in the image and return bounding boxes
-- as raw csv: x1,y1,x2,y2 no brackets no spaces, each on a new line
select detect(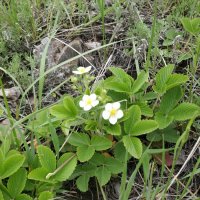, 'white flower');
102,102,123,125
79,94,99,111
72,66,92,74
